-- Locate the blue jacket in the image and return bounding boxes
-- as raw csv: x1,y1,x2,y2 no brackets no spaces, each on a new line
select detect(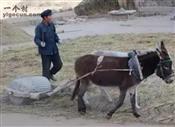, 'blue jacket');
34,22,60,55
